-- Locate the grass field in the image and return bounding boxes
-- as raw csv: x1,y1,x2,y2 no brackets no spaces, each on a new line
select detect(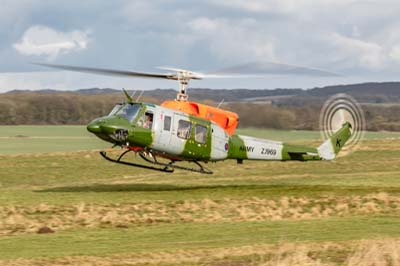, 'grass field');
2,125,400,154
1,126,400,265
